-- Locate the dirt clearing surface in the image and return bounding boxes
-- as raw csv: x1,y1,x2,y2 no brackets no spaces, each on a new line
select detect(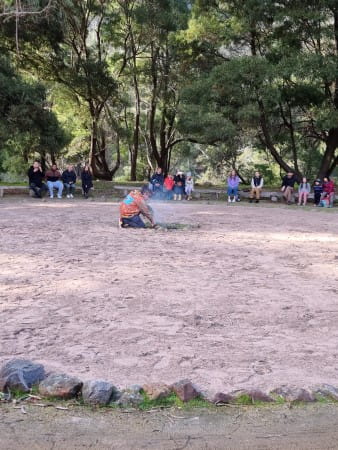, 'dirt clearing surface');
2,403,338,449
0,197,337,394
